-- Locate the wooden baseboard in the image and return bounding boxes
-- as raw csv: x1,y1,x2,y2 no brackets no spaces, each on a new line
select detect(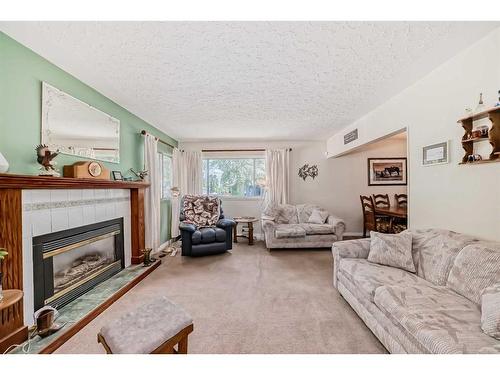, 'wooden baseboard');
39,260,161,354
1,325,28,354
